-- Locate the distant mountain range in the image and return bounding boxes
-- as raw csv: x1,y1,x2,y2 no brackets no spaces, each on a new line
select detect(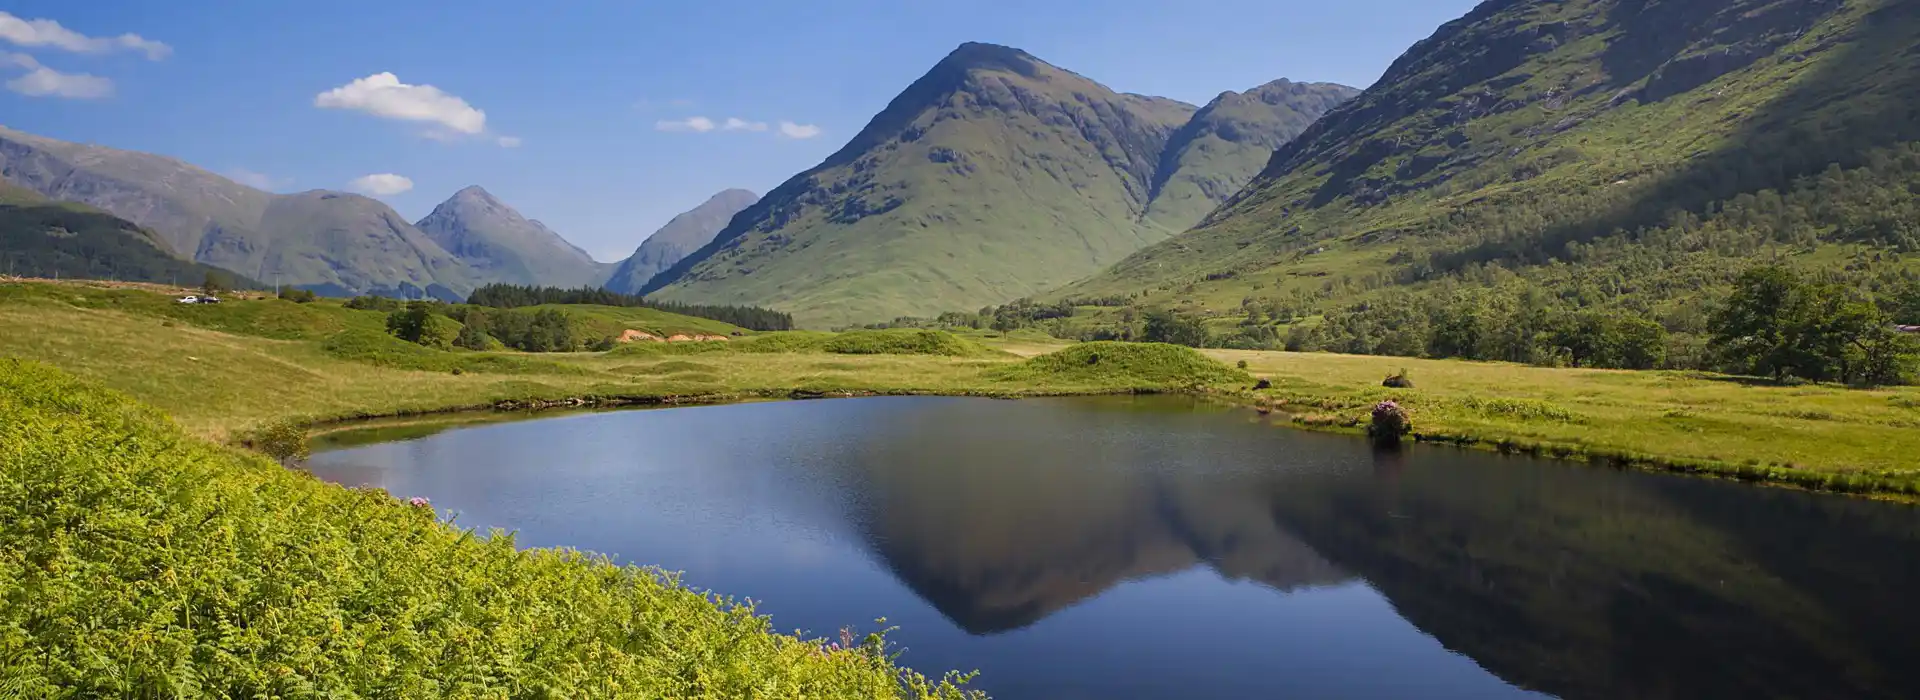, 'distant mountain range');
603,188,759,294
642,43,1356,327
31,0,1893,337
0,124,757,299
